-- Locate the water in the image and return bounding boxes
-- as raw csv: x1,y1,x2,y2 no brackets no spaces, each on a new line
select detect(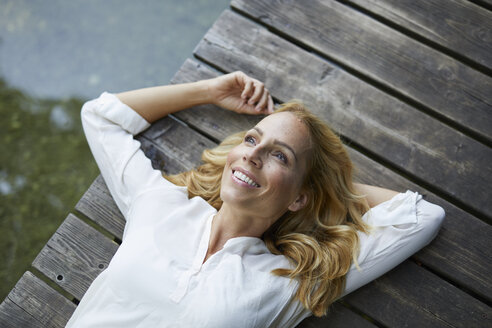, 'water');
0,0,230,302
